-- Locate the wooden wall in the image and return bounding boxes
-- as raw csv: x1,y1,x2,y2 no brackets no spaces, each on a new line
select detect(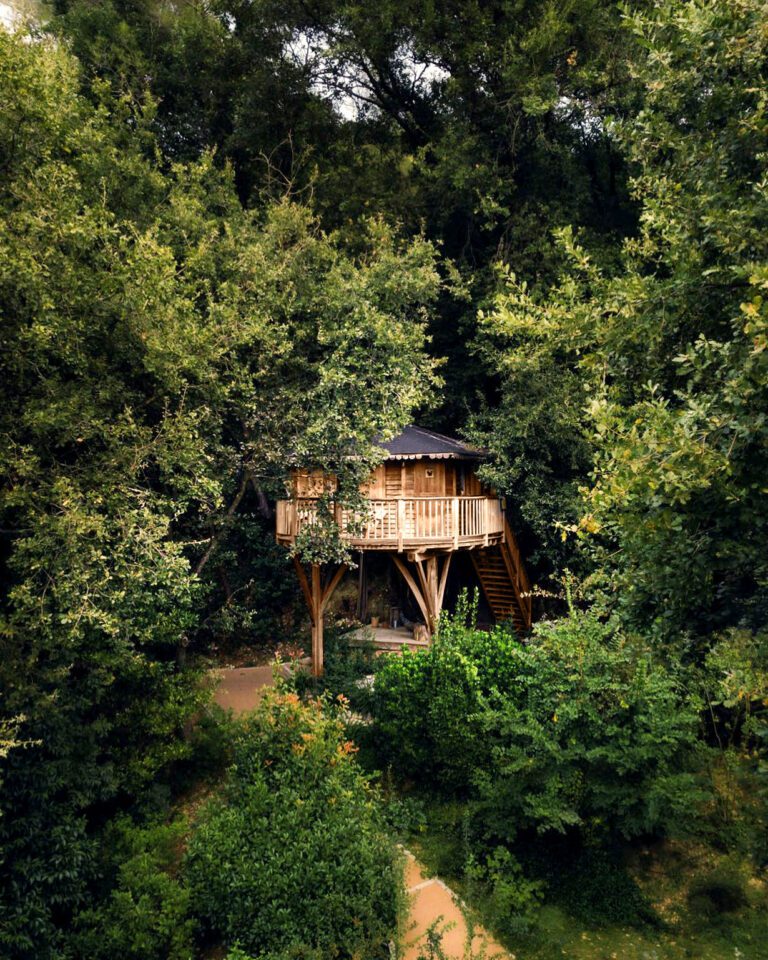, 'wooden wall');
292,461,489,499
365,460,487,498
